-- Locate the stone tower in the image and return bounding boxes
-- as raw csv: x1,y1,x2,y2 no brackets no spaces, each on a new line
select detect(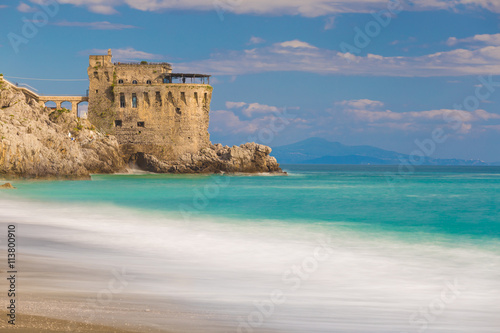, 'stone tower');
87,50,212,161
